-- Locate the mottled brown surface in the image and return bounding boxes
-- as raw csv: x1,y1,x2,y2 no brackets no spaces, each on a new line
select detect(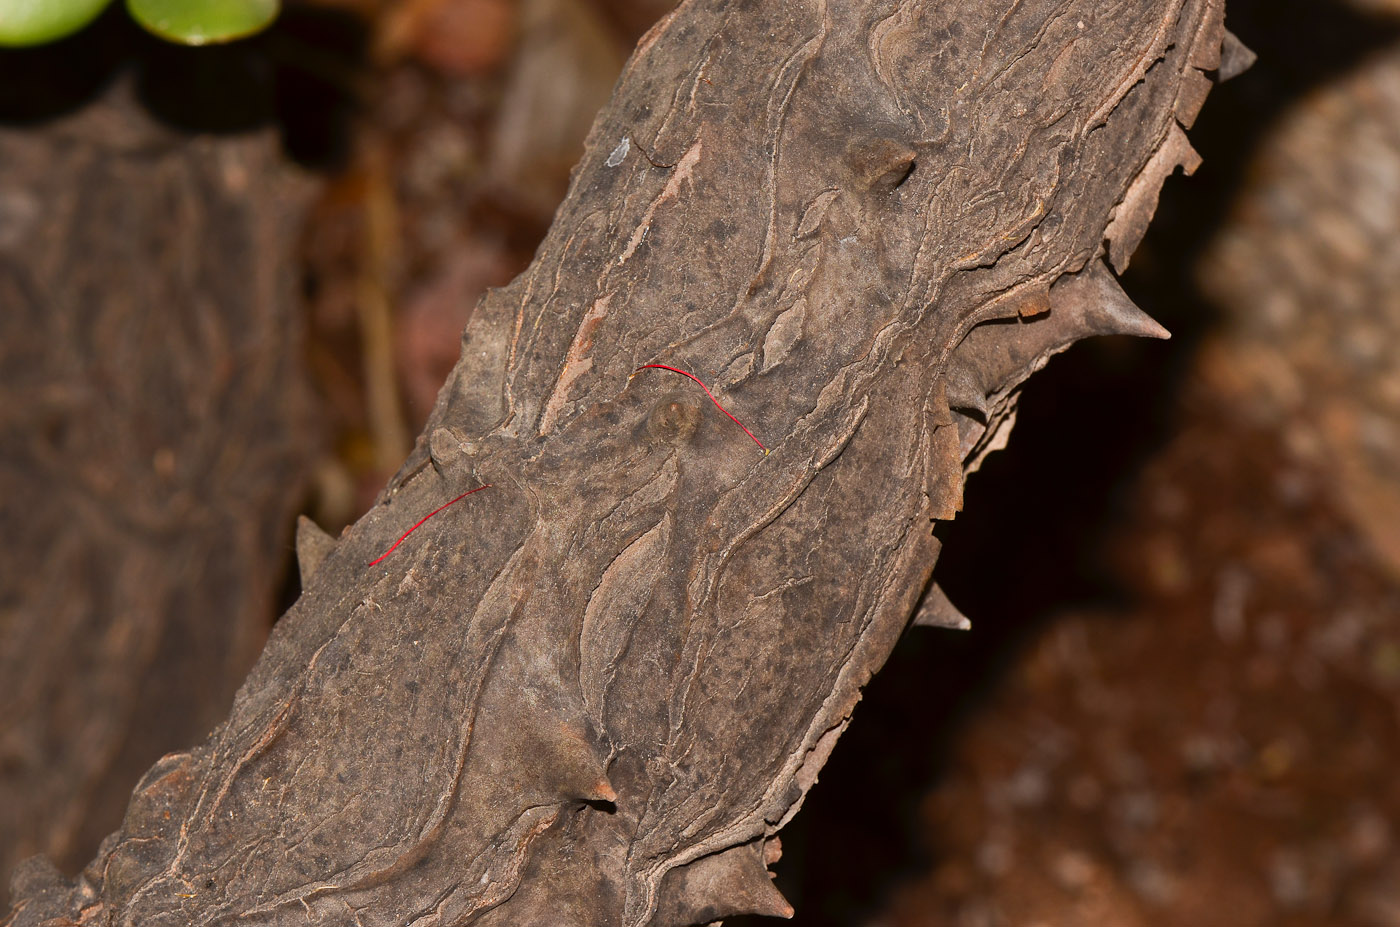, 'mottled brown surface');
3,1,1232,925
0,84,316,910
